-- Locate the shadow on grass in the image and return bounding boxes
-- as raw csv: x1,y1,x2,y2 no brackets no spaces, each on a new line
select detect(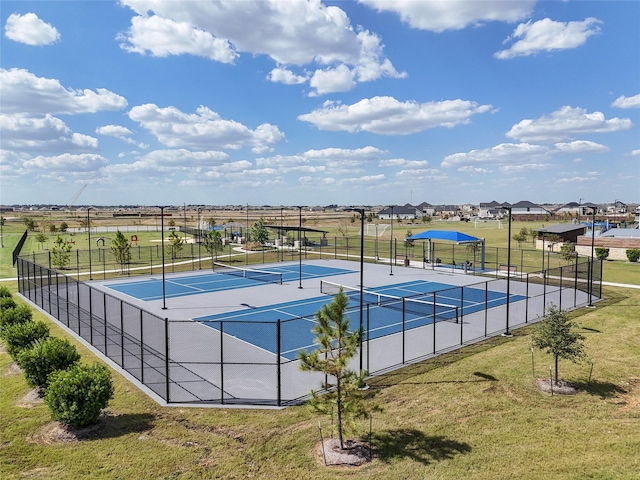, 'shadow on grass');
82,412,155,441
371,429,471,465
572,379,627,399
